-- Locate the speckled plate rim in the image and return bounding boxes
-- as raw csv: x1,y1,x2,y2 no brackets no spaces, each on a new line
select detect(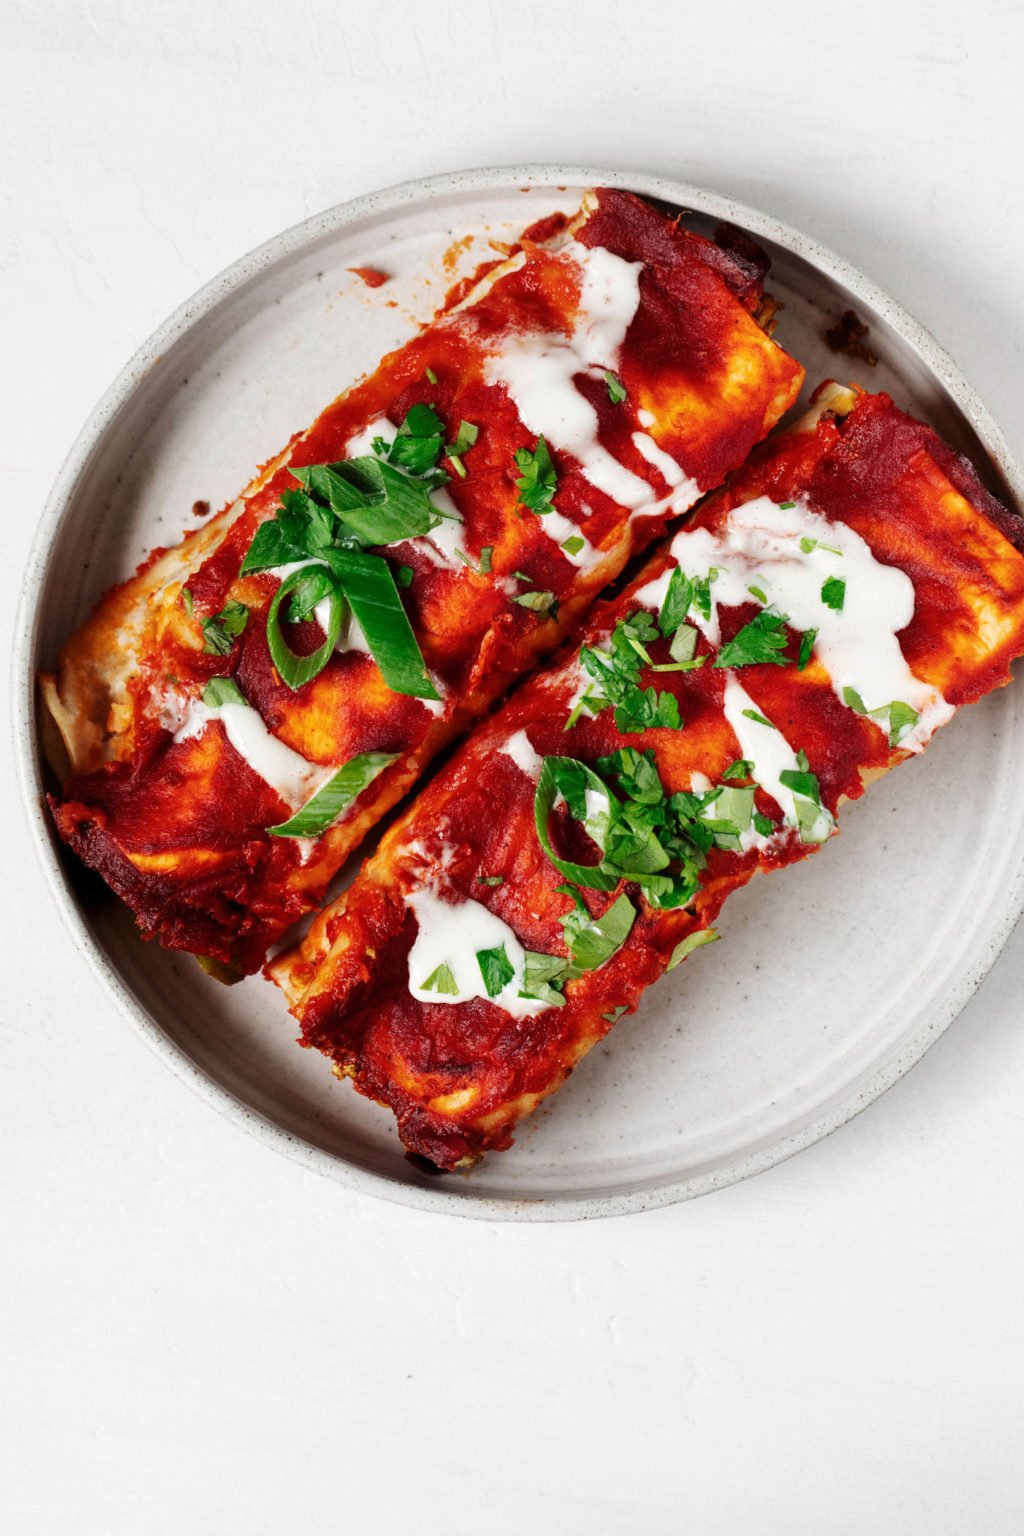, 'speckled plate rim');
14,163,1024,1223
